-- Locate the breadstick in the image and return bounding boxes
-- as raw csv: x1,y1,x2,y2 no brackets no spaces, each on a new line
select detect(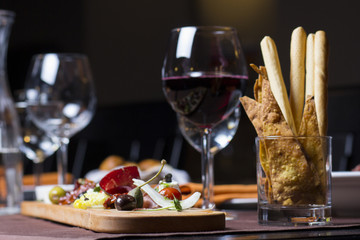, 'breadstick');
290,27,306,133
314,31,329,136
260,36,297,135
305,33,315,97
